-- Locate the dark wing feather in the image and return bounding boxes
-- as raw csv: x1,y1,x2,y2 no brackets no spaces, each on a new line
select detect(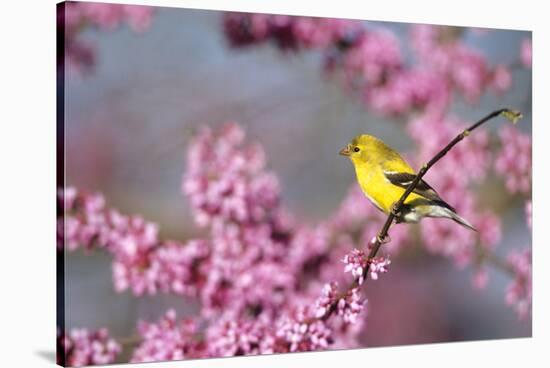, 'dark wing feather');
384,171,456,212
